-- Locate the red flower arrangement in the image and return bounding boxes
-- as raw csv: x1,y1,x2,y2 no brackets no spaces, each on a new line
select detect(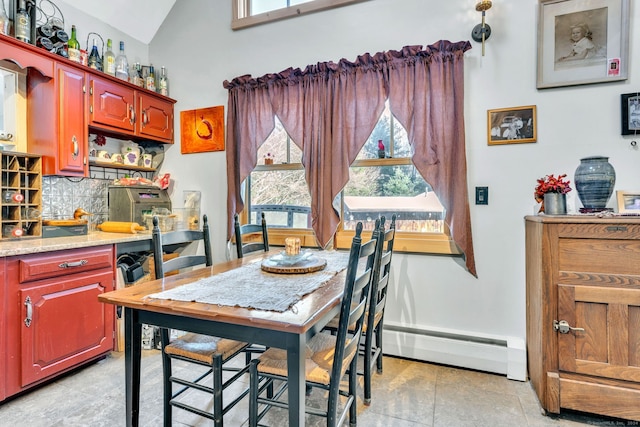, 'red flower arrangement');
535,174,572,211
